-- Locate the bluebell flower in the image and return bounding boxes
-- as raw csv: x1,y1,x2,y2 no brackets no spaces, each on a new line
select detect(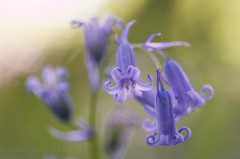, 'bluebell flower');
143,33,190,52
104,20,153,103
26,66,73,121
164,59,214,119
105,106,137,159
72,16,124,92
49,118,93,142
145,69,191,146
